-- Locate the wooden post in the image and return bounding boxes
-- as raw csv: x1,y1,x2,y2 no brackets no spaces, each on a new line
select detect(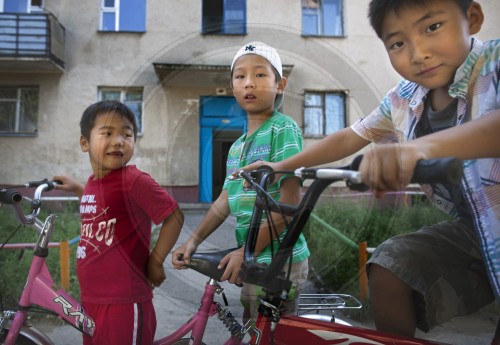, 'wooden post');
59,240,70,290
358,241,368,301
